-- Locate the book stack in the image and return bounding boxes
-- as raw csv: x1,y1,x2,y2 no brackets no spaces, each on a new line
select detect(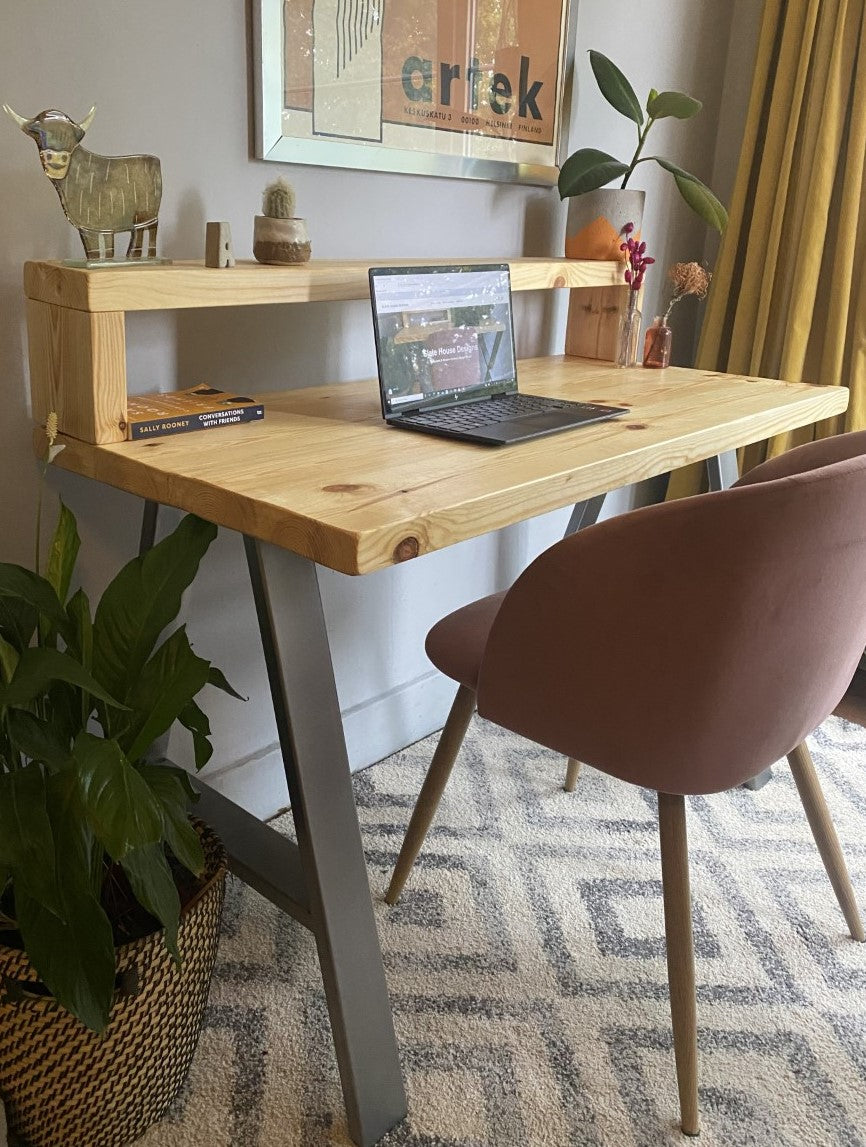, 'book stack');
123,385,265,440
